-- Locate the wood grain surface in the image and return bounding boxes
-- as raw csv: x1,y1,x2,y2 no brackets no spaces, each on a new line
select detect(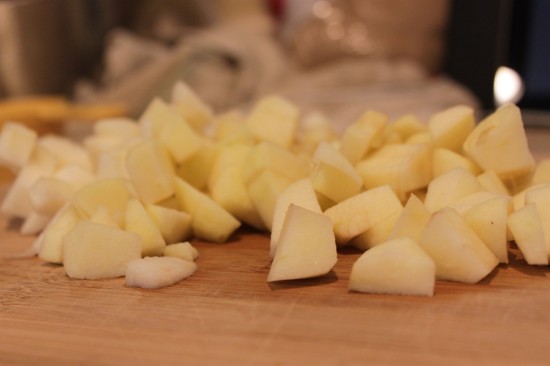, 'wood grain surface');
1,129,550,366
